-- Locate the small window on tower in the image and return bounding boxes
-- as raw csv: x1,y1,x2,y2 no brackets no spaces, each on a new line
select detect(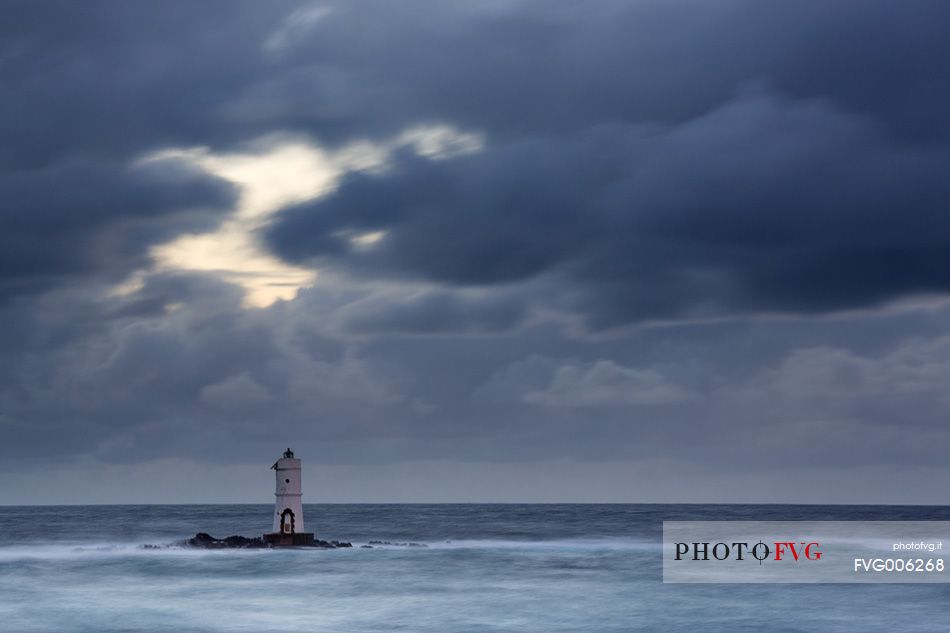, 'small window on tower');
285,478,290,483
